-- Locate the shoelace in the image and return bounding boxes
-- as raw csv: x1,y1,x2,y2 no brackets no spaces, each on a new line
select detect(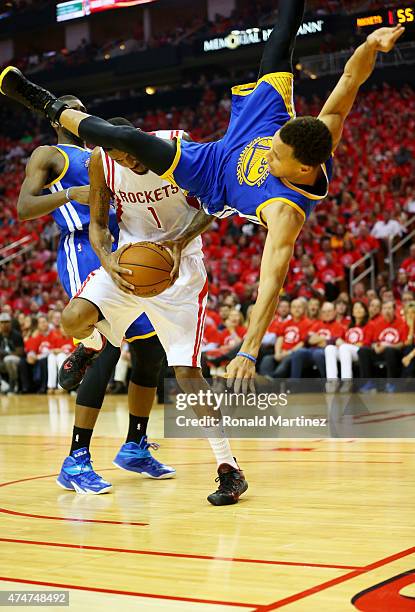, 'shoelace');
146,441,160,451
78,457,103,482
215,470,238,492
